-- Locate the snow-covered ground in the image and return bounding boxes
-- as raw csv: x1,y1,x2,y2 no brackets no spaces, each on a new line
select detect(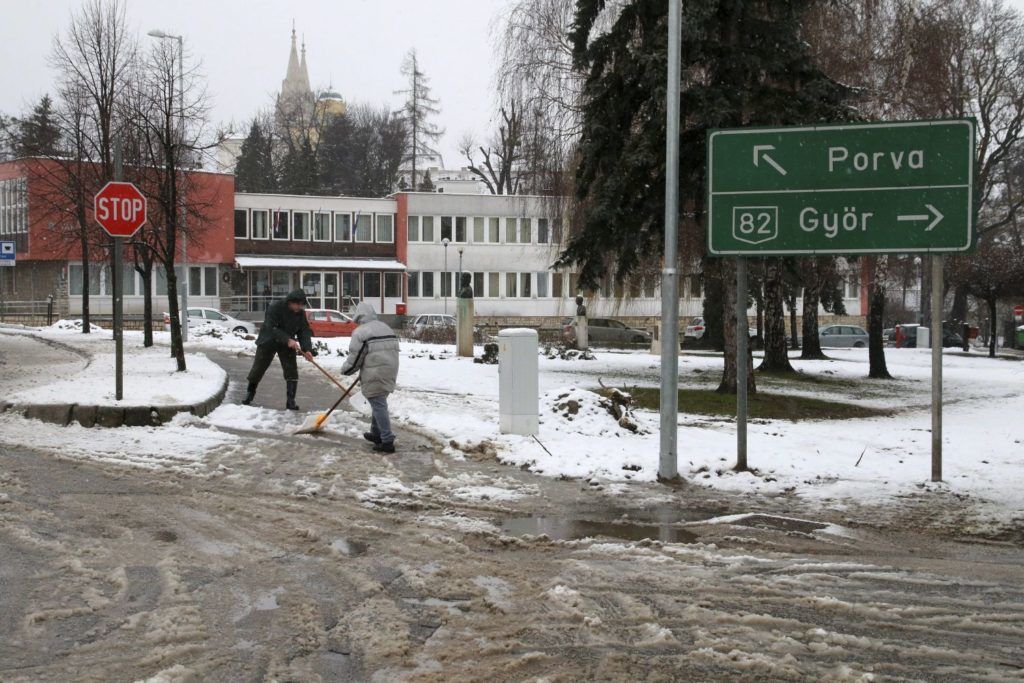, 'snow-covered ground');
2,321,225,407
3,320,1021,528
